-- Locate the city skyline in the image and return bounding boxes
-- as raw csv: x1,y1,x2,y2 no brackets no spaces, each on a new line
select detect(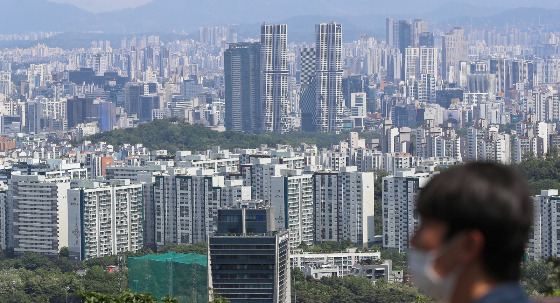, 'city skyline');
2,2,560,301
